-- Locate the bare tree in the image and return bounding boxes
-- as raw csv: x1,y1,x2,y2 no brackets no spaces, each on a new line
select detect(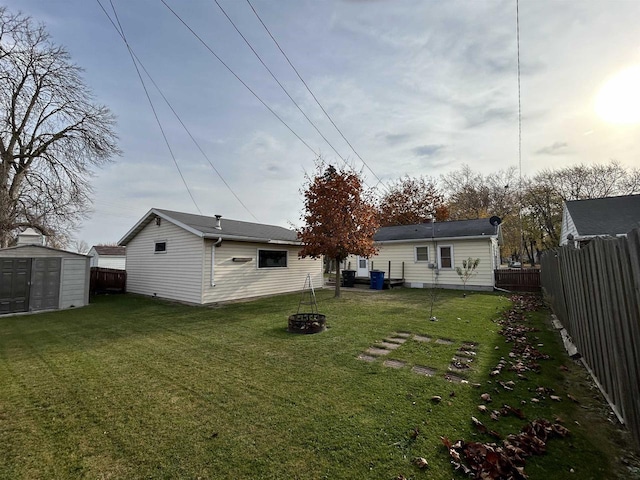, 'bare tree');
441,164,520,259
0,7,119,248
378,175,448,226
73,239,90,254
